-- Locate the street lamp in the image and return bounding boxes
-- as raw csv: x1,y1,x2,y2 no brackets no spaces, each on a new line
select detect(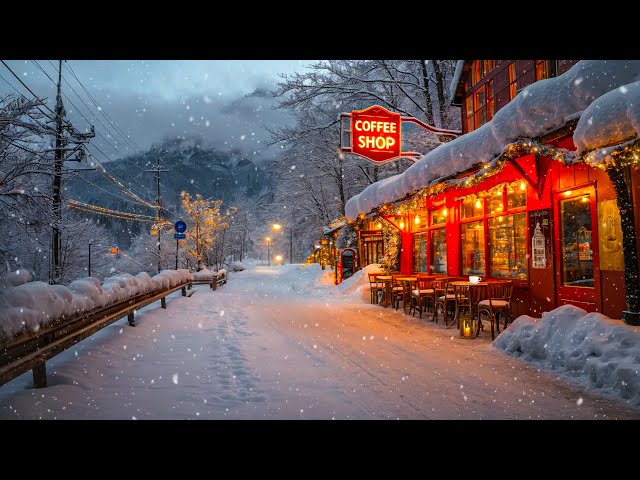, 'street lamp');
272,223,293,265
88,241,101,277
266,236,271,266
